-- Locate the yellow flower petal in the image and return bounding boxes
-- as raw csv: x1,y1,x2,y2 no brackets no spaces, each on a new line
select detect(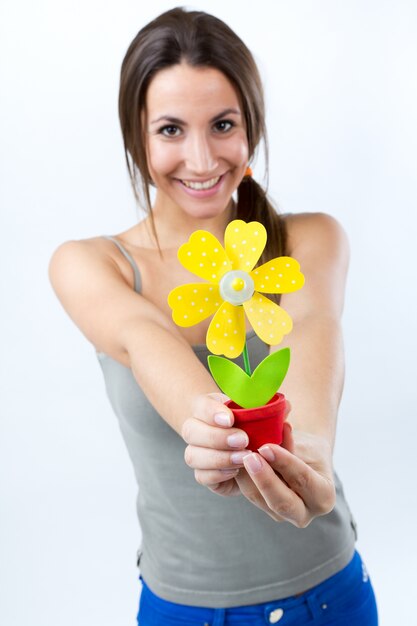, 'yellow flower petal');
178,231,232,283
206,301,246,358
168,284,221,327
250,257,305,293
224,220,267,271
243,293,293,345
